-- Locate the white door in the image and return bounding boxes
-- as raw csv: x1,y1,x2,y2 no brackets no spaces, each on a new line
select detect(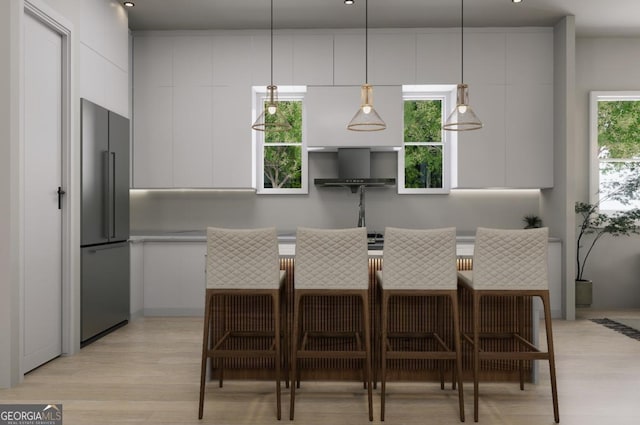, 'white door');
22,12,63,373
